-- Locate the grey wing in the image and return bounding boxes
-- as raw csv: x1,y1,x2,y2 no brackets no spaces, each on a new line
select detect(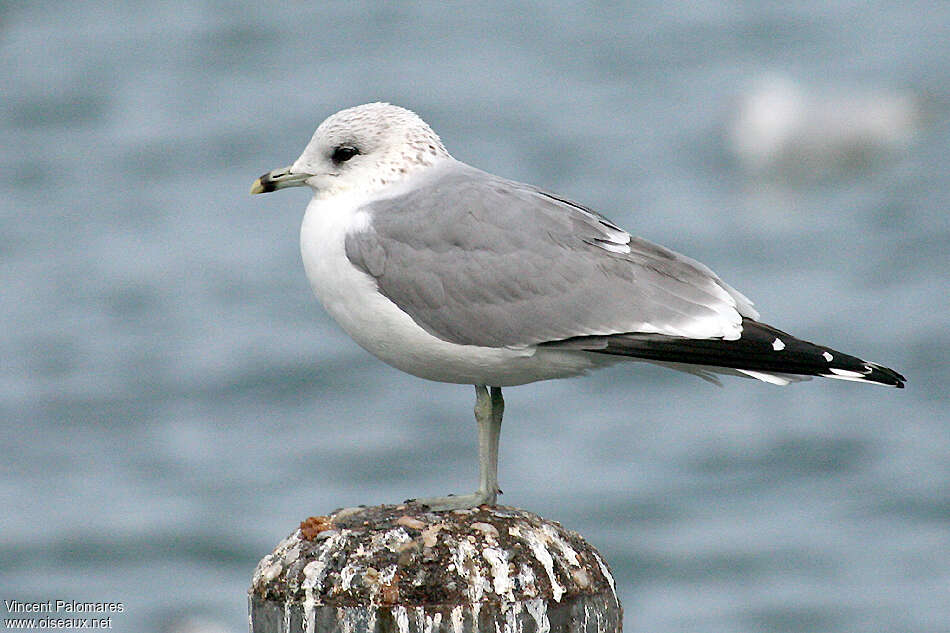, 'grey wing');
345,163,757,349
